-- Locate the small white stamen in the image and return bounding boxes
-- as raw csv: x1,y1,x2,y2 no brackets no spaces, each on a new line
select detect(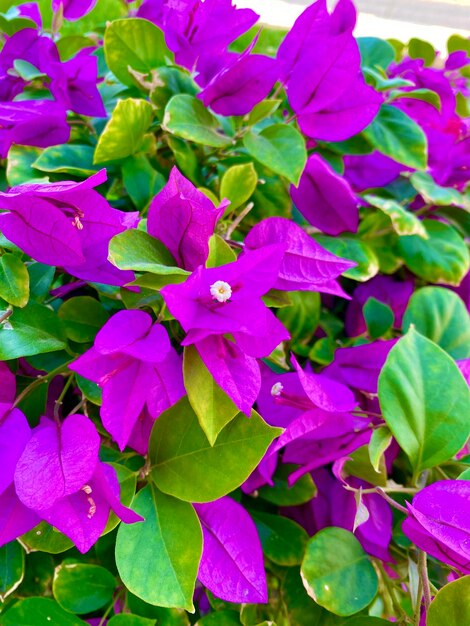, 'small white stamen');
271,382,284,397
81,484,96,519
210,280,232,303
